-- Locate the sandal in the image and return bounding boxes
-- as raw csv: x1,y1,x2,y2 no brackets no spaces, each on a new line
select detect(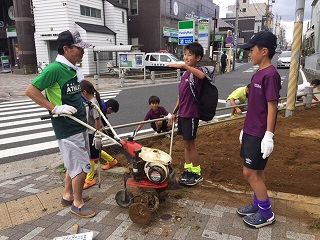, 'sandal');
61,195,91,206
237,204,258,216
243,212,276,228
